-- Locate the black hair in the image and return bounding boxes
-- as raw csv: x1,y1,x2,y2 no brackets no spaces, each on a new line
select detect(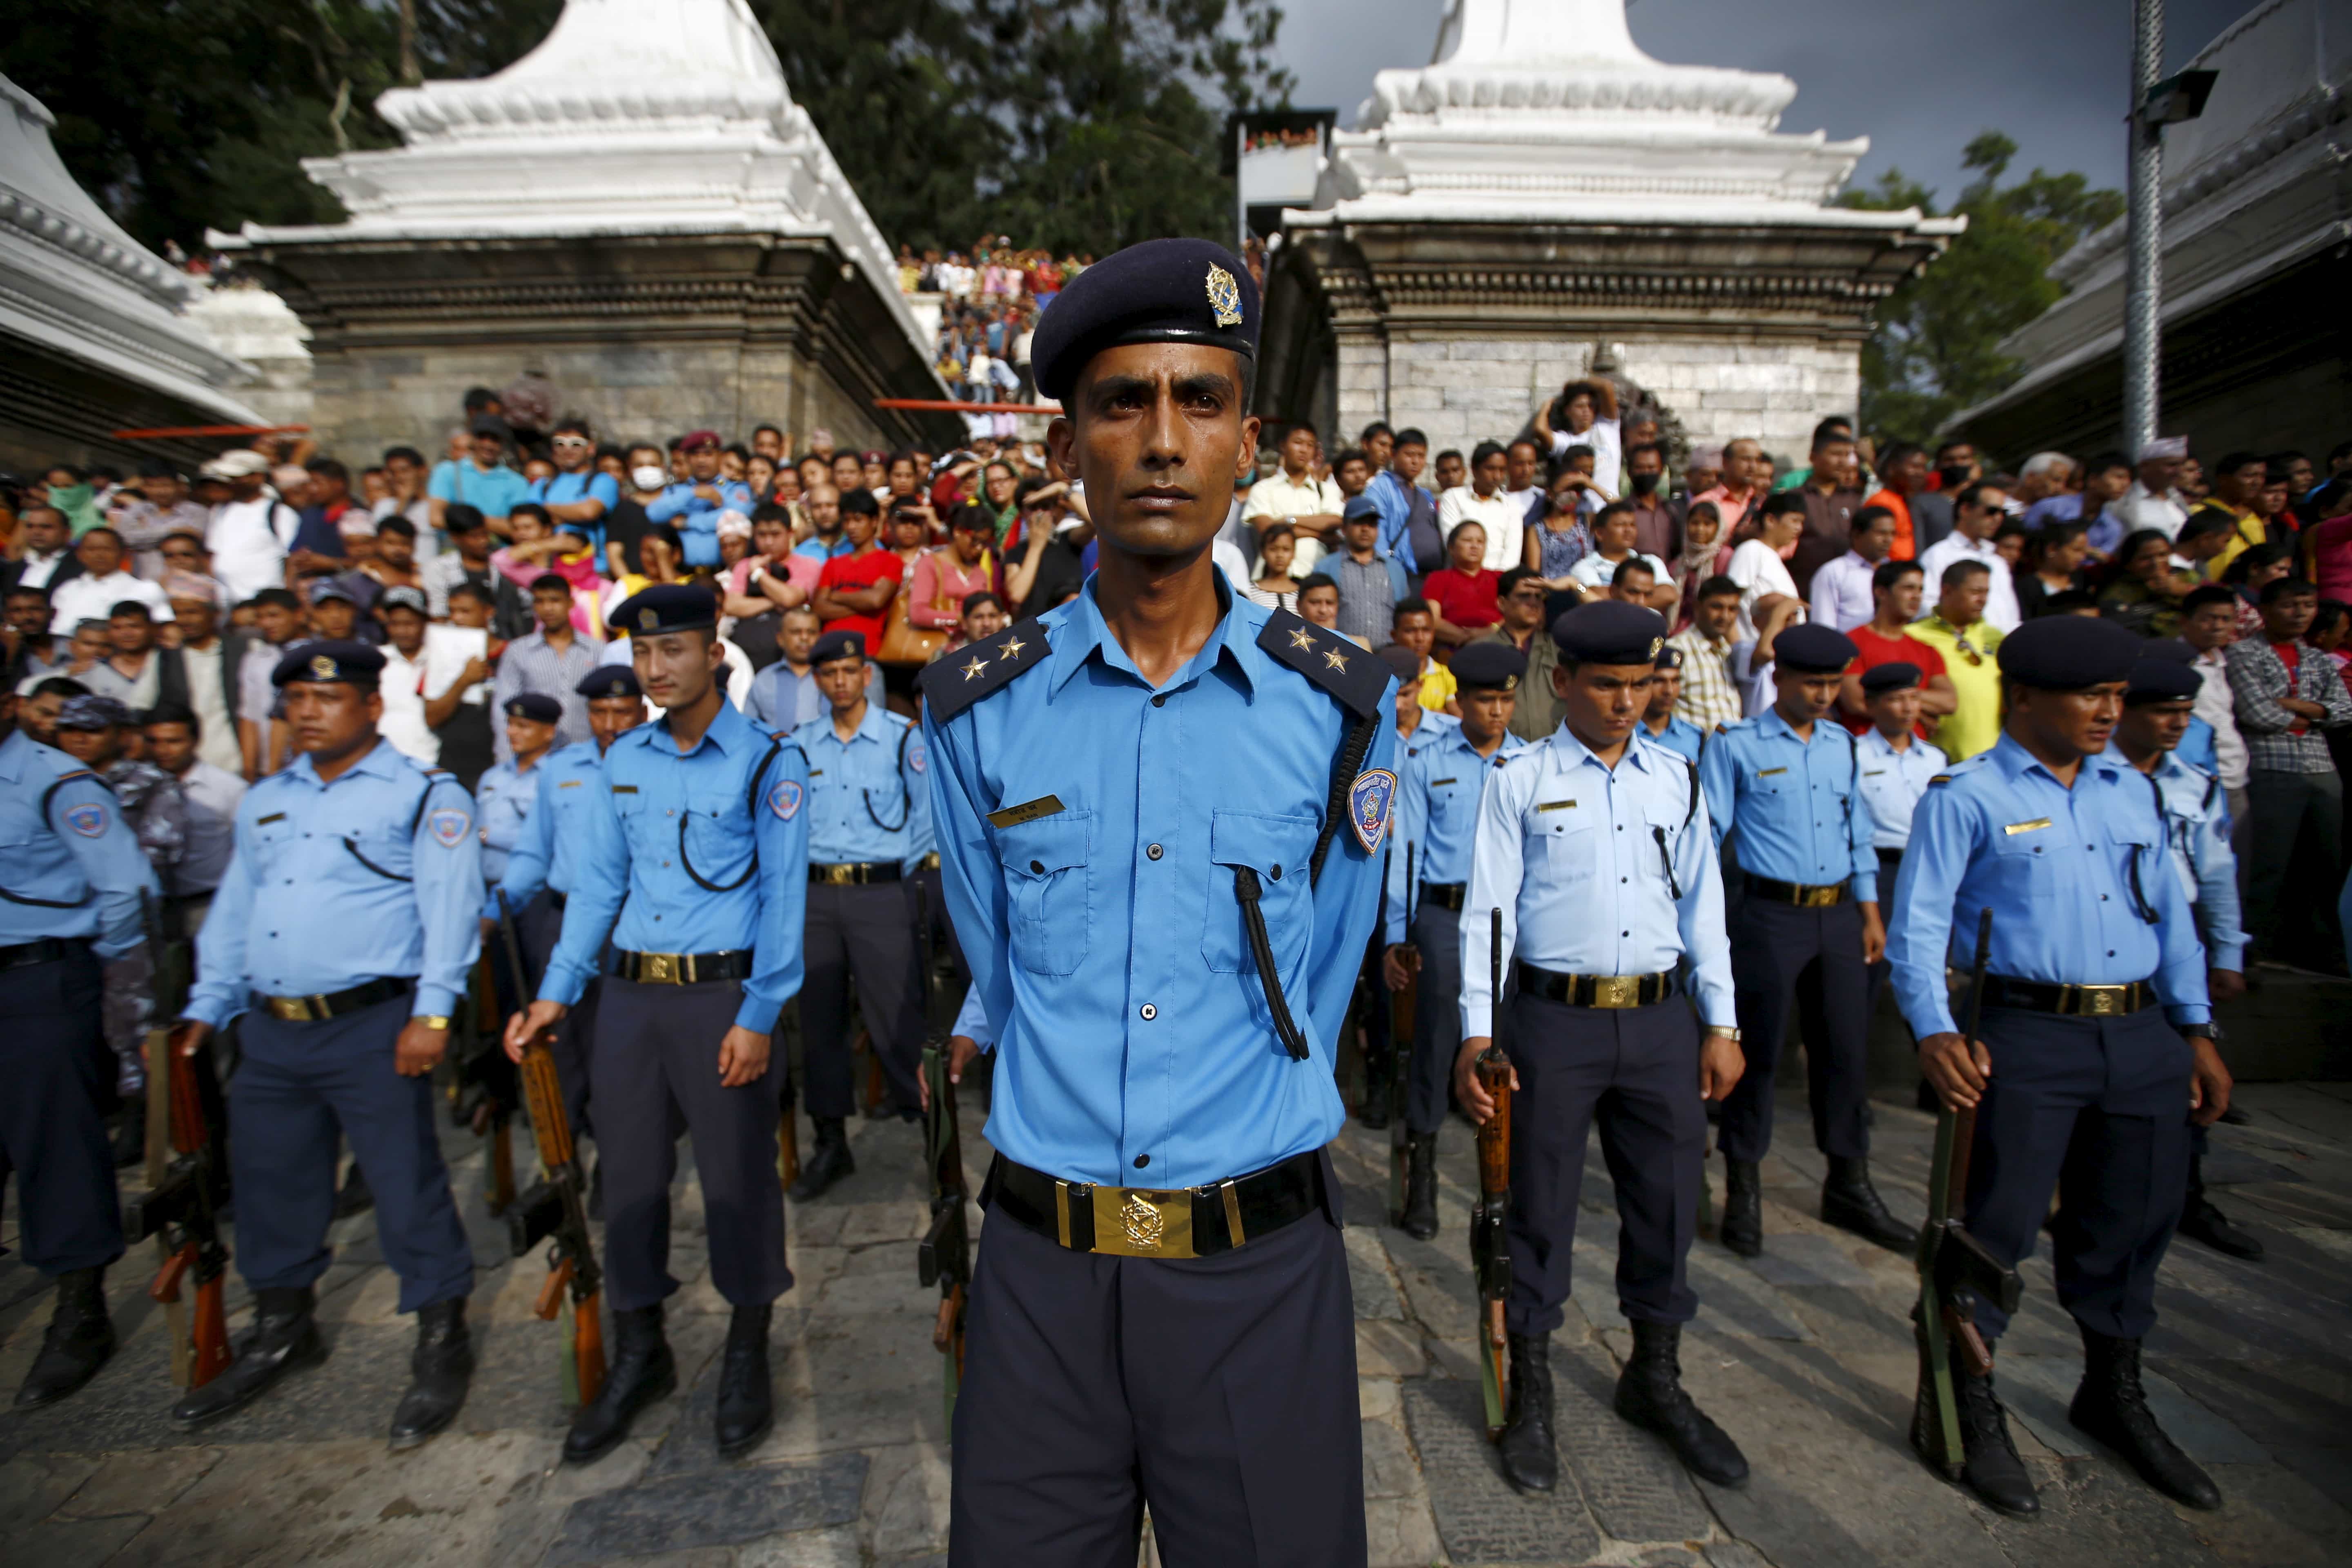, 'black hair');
249,587,300,611
376,516,416,539
510,501,553,530
1852,504,1896,535
1497,566,1538,599
2215,450,2264,478
1297,572,1339,596
751,501,793,526
1939,557,1992,587
552,416,592,440
529,572,572,596
109,599,154,620
2221,540,2292,584
837,488,880,518
960,590,1005,618
2259,575,2318,606
447,581,496,608
443,502,487,535
1471,440,1507,469
2180,584,2237,615
1358,421,1394,445
1611,556,1655,588
383,445,426,467
144,702,199,736
1696,574,1741,601
1593,499,1635,528
2087,450,2133,475
1872,558,1924,593
1810,417,1856,449
307,458,349,486
1760,489,1806,519
3,583,50,603
1393,428,1428,450
30,677,89,700
1393,597,1433,619
463,386,501,413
